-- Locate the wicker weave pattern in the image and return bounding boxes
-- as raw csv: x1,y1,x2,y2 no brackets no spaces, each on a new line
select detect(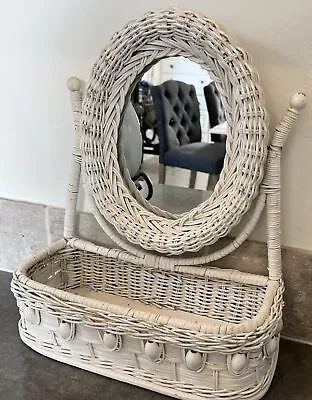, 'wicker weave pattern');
12,241,284,352
26,247,268,324
18,320,278,400
11,240,282,399
81,8,269,255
